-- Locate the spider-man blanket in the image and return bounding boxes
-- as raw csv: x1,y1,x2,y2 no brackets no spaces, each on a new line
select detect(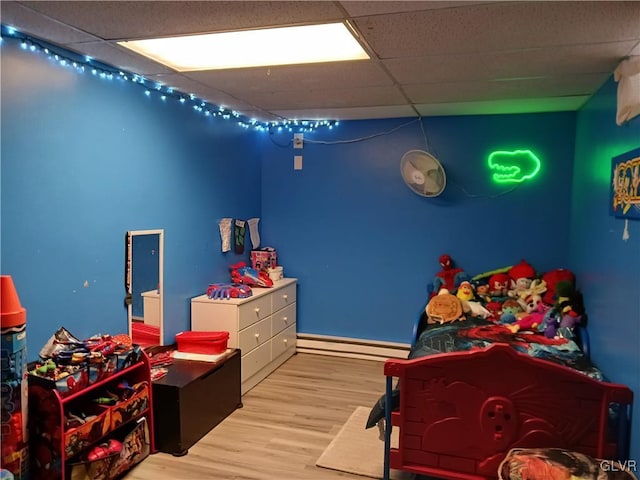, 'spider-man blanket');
366,318,603,430
411,317,603,380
